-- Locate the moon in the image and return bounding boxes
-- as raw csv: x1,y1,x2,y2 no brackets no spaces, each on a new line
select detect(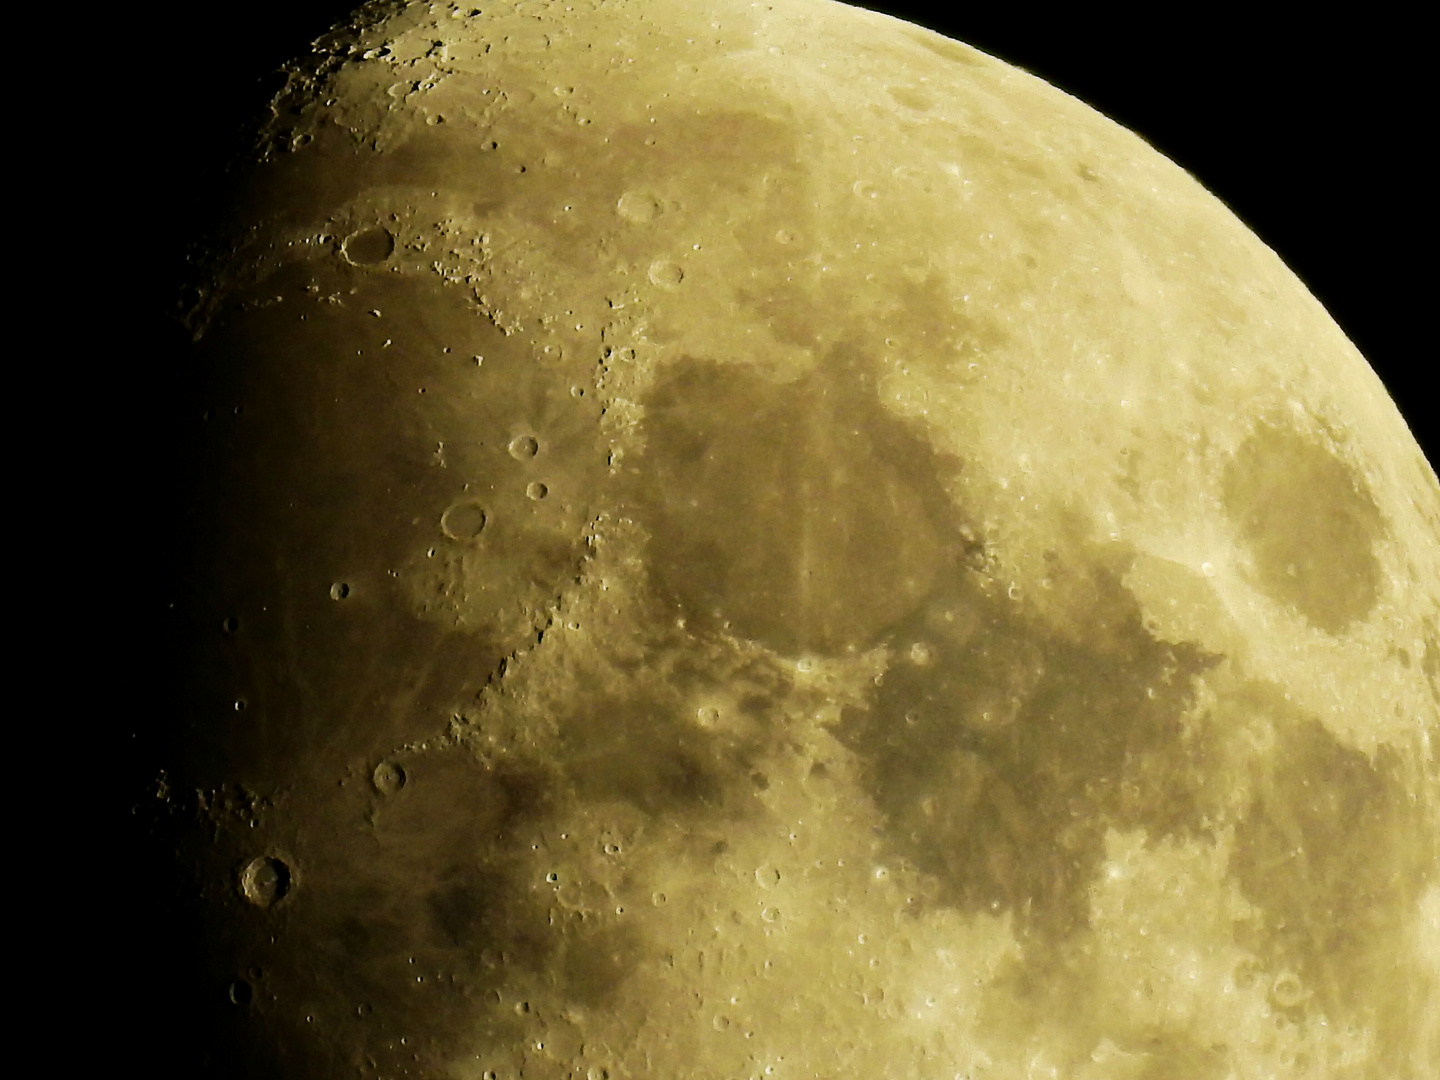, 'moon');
129,3,1437,1077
